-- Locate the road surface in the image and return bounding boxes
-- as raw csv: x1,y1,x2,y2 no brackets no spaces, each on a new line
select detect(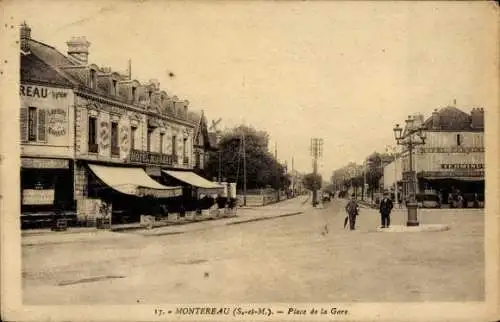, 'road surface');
23,199,484,304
